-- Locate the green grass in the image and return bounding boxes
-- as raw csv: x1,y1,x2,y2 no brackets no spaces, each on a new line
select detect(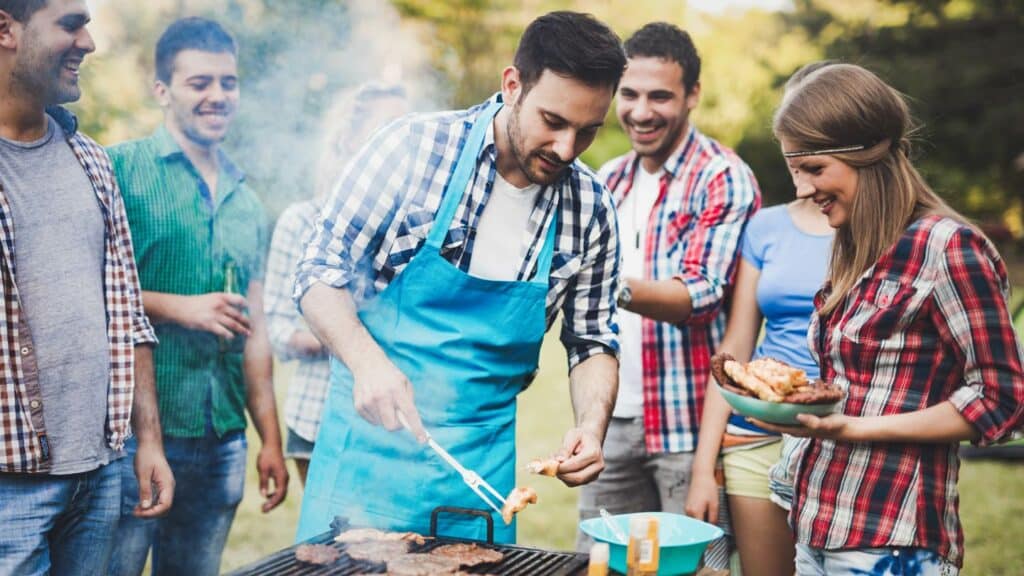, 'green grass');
222,334,1024,574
